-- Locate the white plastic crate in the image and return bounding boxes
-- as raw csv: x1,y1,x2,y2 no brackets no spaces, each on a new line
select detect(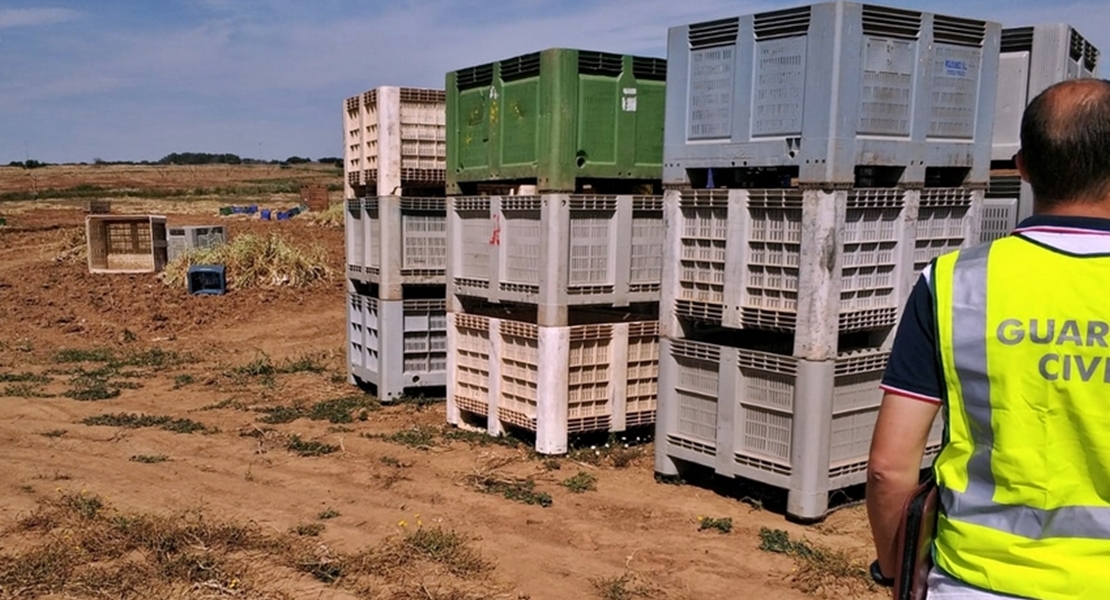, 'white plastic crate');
982,174,1021,243
446,313,659,454
447,194,664,319
348,292,447,401
663,188,928,346
913,188,981,276
343,87,446,198
664,3,1001,187
654,337,942,520
349,197,447,294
